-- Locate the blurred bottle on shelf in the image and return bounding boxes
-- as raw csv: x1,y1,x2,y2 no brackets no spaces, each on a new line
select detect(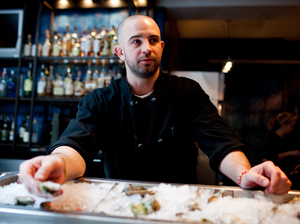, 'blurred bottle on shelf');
31,118,38,143
71,27,80,57
46,65,54,97
53,74,64,97
41,29,51,57
23,63,33,97
52,31,61,57
23,115,30,143
61,26,71,57
74,70,84,97
37,72,46,97
19,115,26,142
7,69,16,97
23,34,32,57
9,117,14,142
64,66,74,97
0,68,7,97
84,28,93,57
1,115,9,141
19,73,24,98
93,28,101,57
